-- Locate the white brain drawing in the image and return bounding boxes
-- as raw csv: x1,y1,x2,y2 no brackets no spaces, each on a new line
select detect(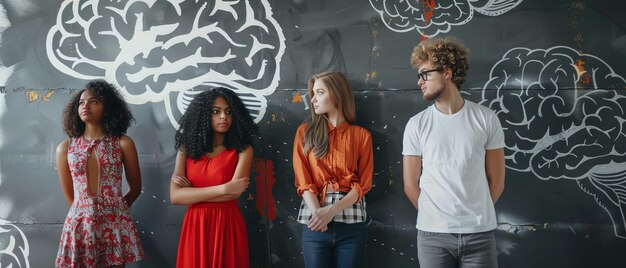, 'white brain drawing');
480,46,626,179
480,46,626,237
369,0,523,37
46,0,286,127
0,220,30,268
